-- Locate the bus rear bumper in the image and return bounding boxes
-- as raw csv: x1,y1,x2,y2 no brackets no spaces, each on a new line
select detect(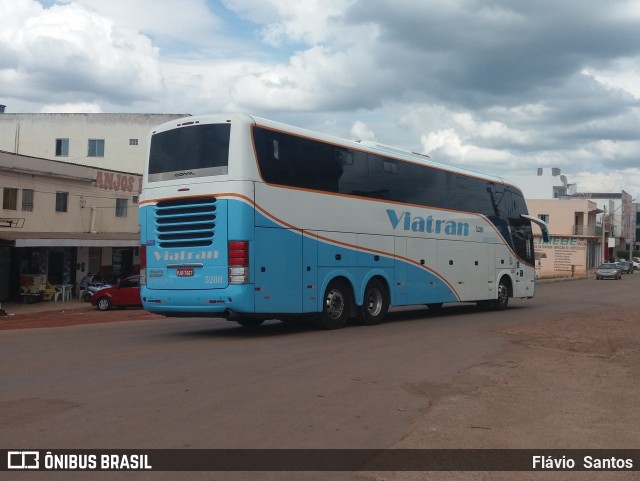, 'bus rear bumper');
141,285,254,318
